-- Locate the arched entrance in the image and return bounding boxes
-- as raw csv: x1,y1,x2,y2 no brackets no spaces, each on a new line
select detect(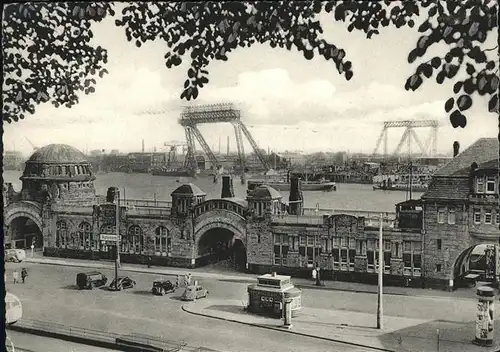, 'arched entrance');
453,244,498,289
8,216,43,250
197,228,247,271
